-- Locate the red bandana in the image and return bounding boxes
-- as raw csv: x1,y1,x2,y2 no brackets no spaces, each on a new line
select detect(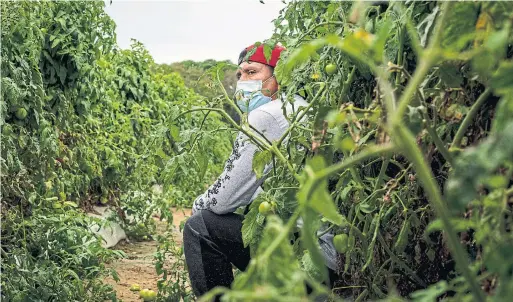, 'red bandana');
240,44,286,67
